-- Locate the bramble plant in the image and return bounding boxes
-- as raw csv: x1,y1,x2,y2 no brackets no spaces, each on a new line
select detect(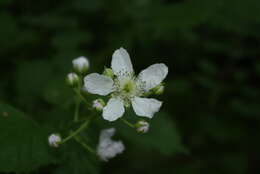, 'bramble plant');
49,47,168,161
